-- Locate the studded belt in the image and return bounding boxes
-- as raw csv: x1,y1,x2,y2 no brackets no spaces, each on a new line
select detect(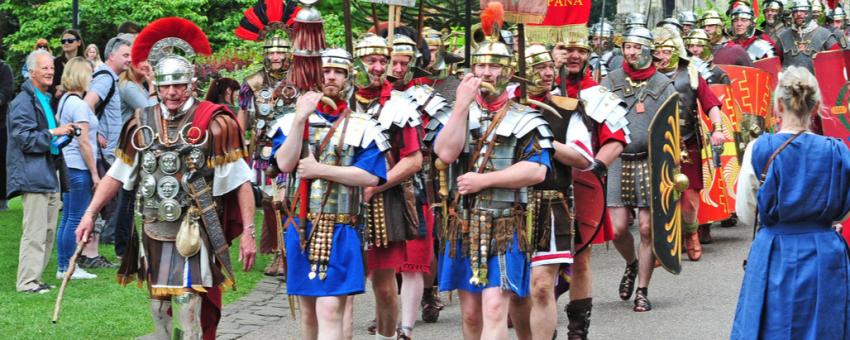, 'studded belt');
307,213,358,225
